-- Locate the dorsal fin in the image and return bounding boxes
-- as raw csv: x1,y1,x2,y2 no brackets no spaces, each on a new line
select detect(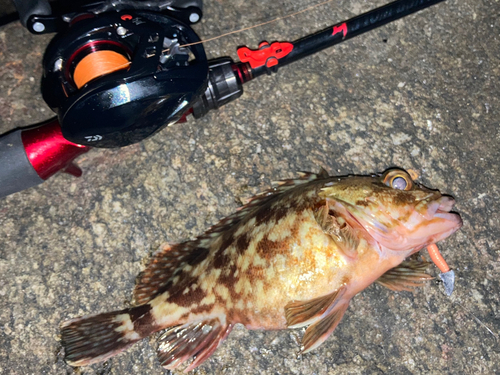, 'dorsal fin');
202,169,330,235
270,168,329,189
134,169,330,305
210,168,330,232
133,241,208,305
240,169,329,207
